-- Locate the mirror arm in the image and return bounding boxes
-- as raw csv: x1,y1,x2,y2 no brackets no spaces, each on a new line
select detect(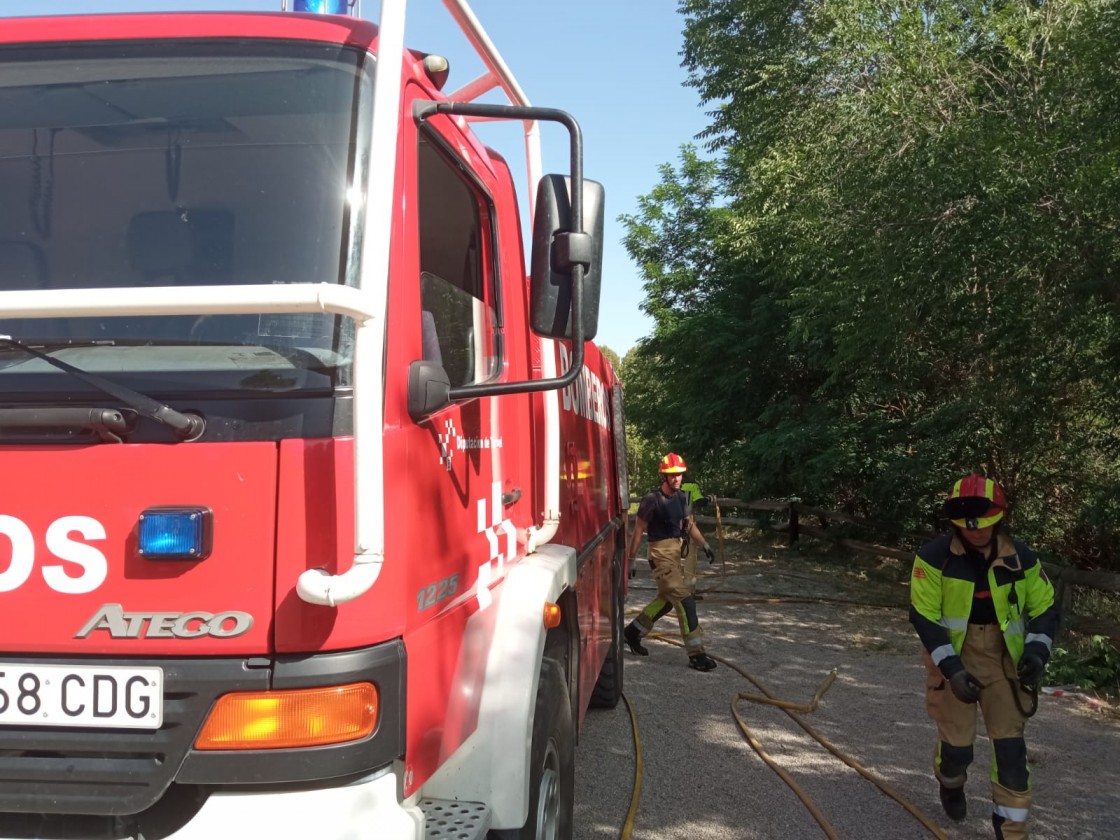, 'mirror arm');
415,99,589,401
448,263,584,401
414,99,584,236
